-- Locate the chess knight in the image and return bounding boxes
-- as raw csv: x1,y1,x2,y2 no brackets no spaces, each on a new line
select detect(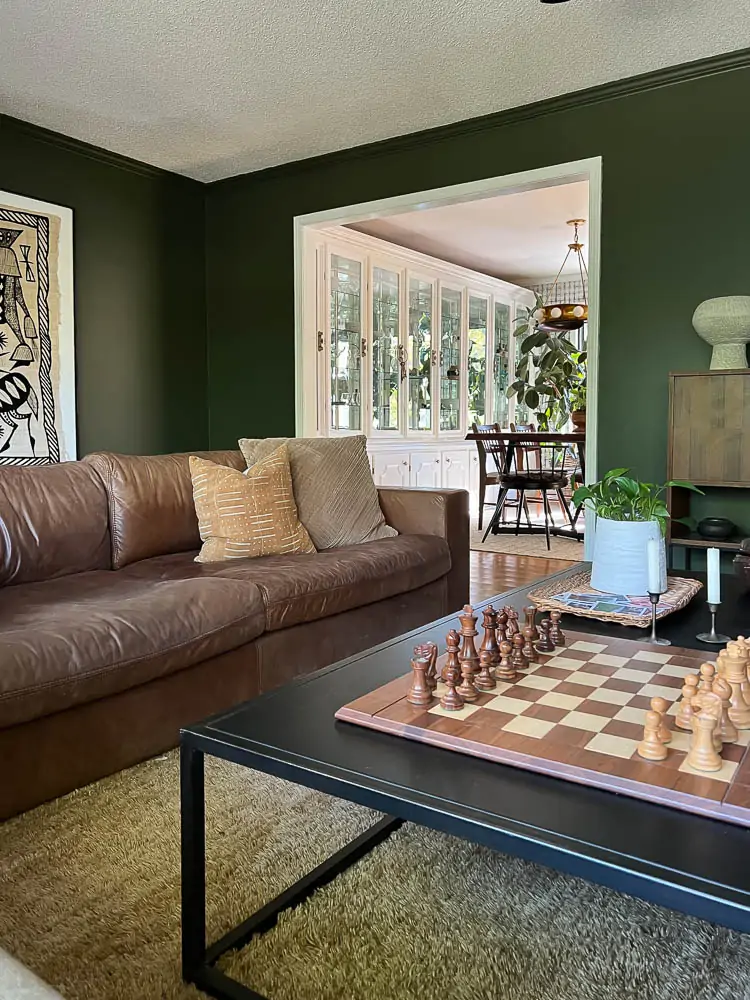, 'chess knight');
0,227,38,366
